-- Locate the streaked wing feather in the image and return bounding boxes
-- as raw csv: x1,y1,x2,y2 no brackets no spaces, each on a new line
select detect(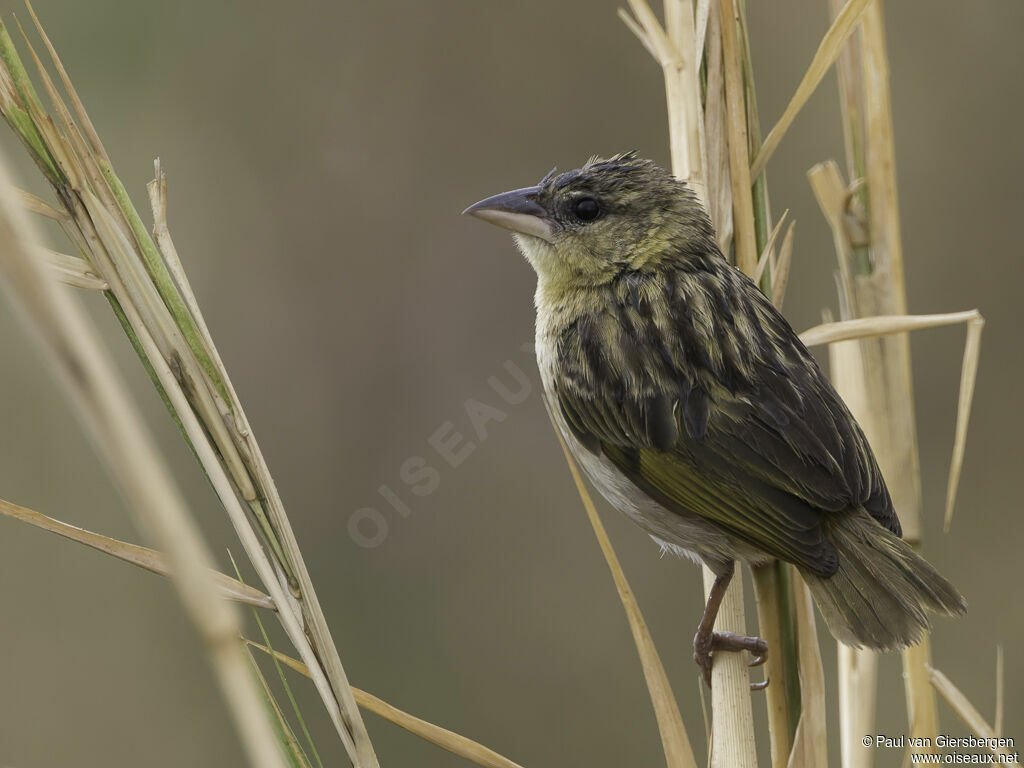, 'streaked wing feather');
552,267,898,575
